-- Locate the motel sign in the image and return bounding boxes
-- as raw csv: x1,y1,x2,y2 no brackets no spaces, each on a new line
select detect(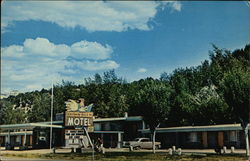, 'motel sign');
65,111,93,127
64,99,94,128
64,99,94,149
